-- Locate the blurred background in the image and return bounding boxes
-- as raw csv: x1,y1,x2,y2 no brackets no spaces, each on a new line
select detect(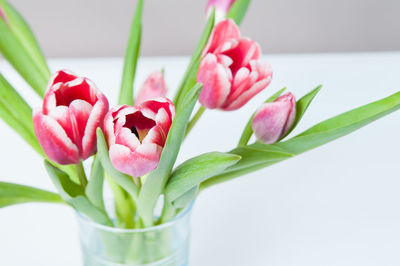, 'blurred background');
10,0,400,57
